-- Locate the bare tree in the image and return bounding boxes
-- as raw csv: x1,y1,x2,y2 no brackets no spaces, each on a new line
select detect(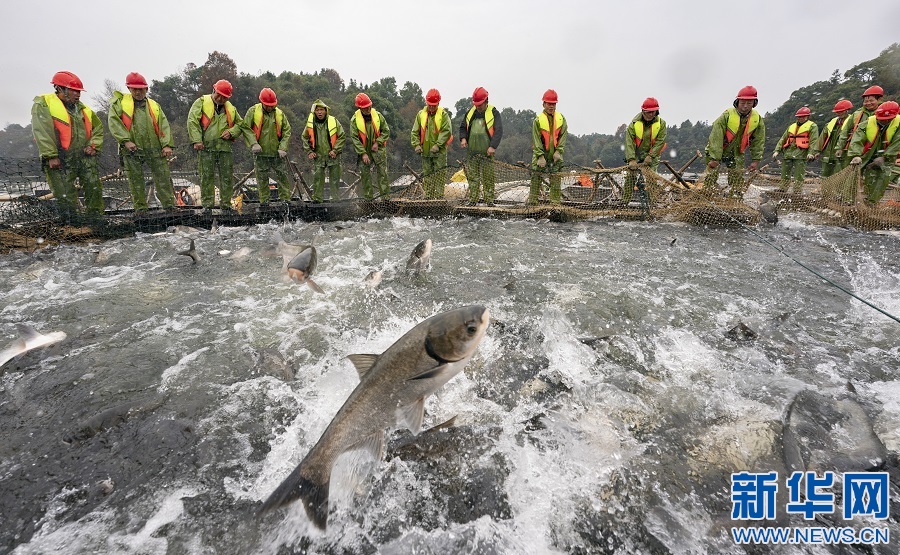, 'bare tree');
91,79,120,113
